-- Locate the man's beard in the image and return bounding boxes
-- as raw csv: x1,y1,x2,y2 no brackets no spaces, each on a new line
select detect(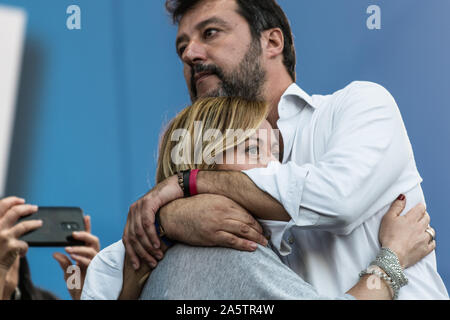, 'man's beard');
190,39,266,102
